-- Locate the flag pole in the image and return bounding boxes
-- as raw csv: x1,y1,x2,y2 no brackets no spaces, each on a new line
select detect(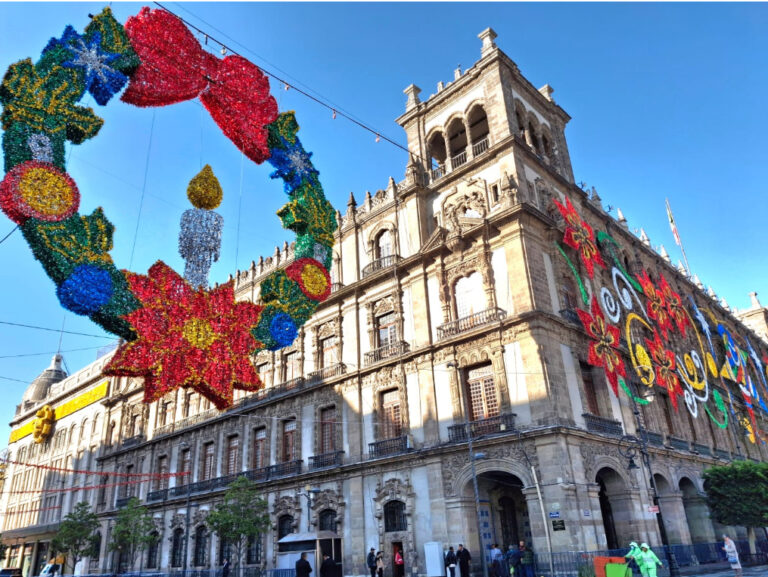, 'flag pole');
666,198,691,275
